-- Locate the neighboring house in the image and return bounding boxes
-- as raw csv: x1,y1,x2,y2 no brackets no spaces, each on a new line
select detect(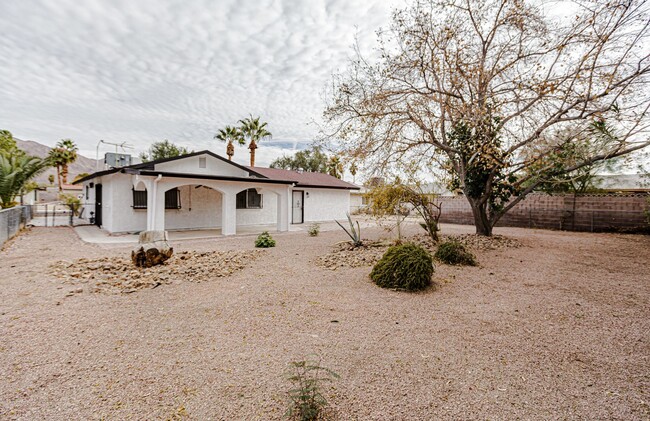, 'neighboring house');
23,184,84,204
350,186,369,213
74,150,359,235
